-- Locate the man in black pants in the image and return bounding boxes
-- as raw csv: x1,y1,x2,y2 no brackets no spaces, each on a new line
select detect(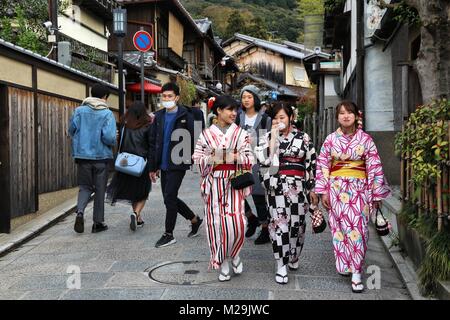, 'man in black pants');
69,83,116,234
149,83,203,248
